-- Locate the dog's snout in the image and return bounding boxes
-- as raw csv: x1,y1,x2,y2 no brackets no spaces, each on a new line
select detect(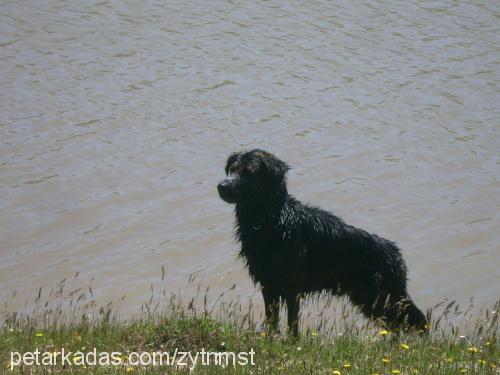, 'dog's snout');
218,177,237,203
217,181,227,193
217,177,231,190
224,174,236,182
219,175,235,188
